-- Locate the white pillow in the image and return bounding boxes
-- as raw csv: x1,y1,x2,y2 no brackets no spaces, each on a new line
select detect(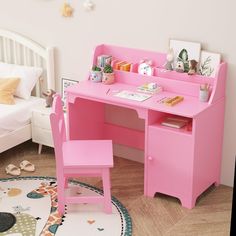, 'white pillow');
0,62,43,99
